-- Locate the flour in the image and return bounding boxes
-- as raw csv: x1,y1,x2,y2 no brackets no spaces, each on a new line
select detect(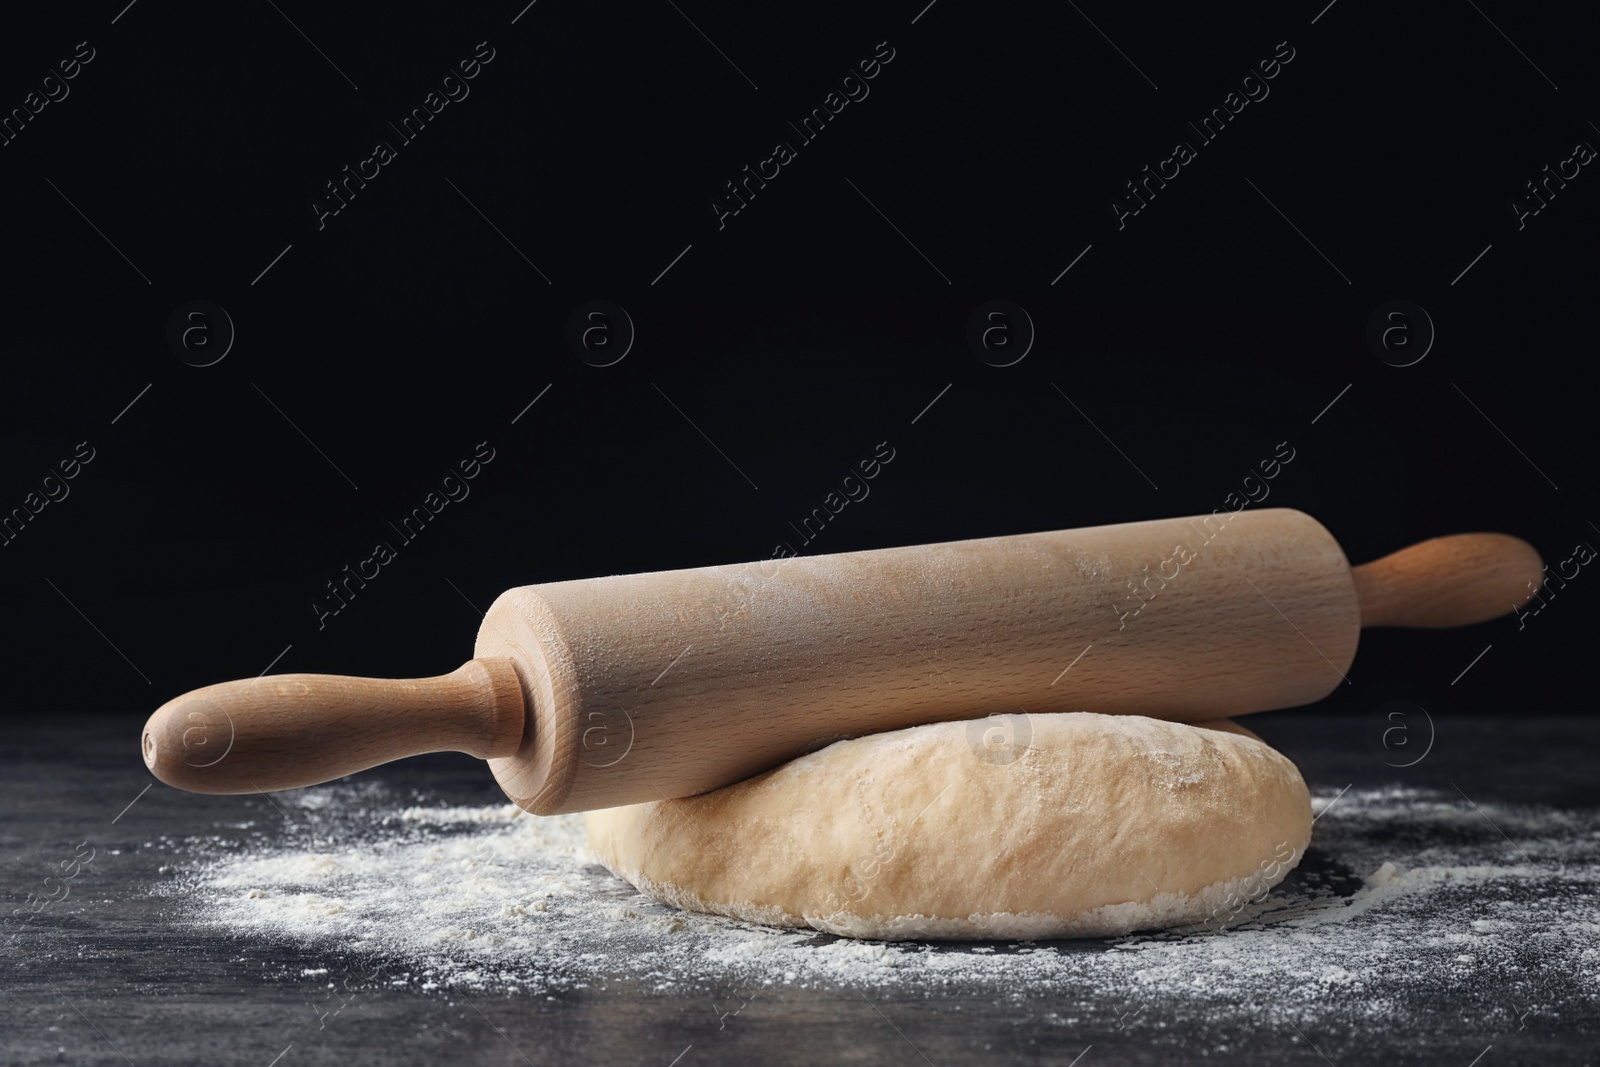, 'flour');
163,781,1600,1032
